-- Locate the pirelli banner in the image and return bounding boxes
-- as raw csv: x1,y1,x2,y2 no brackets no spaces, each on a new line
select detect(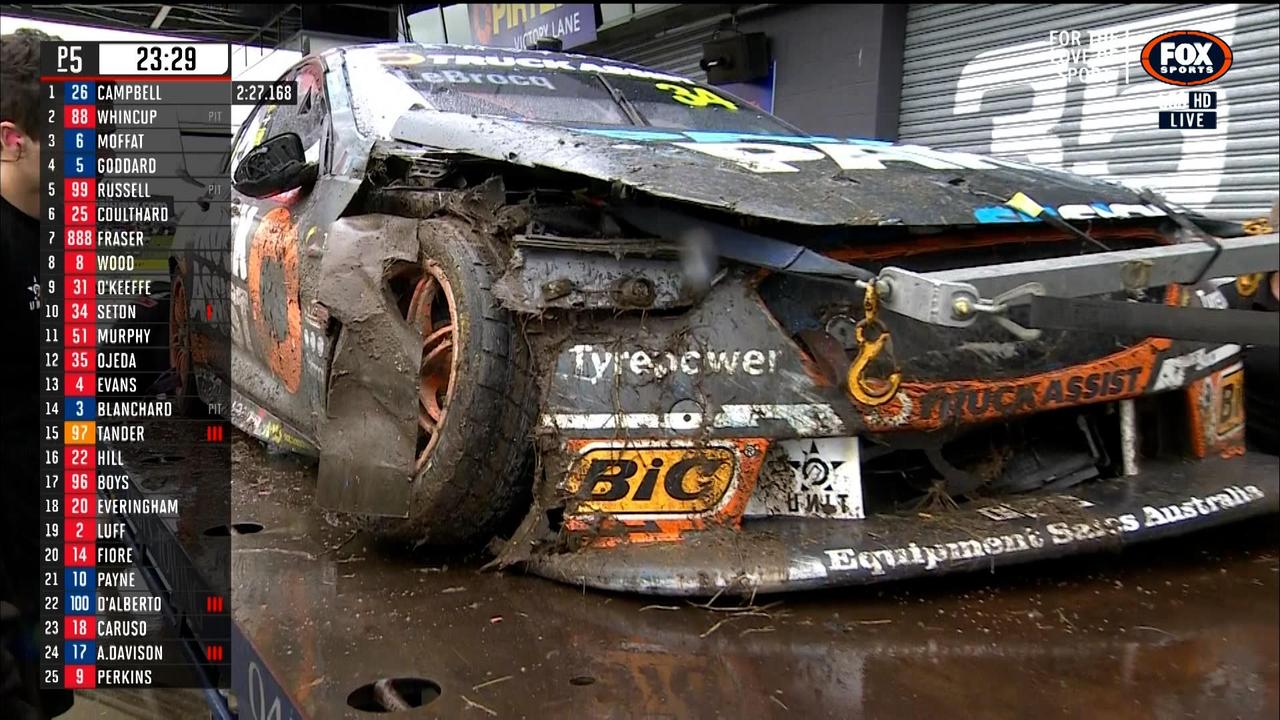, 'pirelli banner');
467,3,598,50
